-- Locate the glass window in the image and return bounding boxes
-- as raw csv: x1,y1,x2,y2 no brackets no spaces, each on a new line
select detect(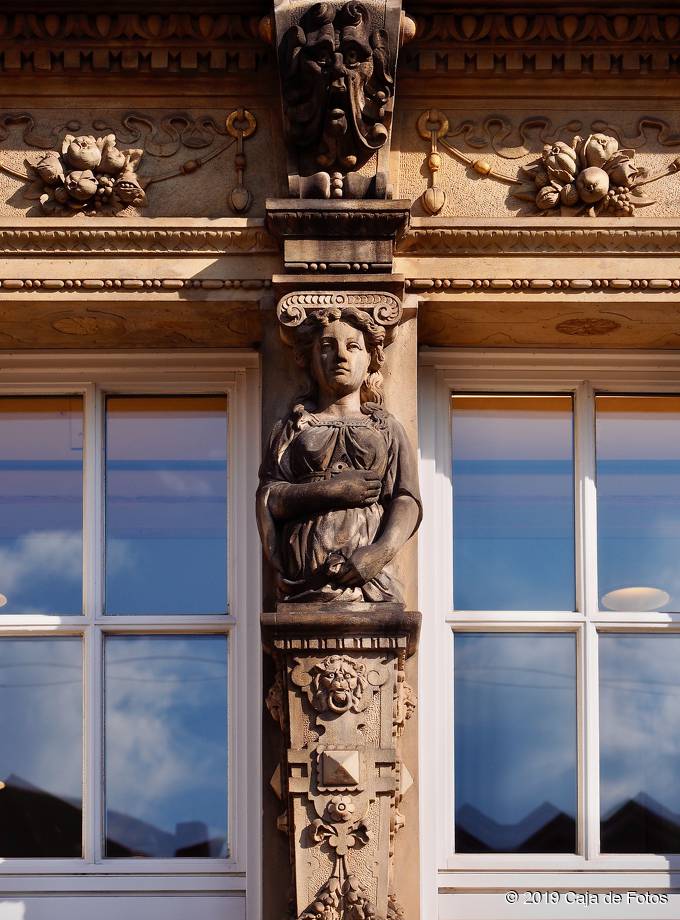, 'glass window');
0,368,247,871
452,395,574,610
0,397,83,614
104,635,228,858
454,633,577,853
105,396,228,615
597,396,680,612
600,634,680,853
0,638,82,856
